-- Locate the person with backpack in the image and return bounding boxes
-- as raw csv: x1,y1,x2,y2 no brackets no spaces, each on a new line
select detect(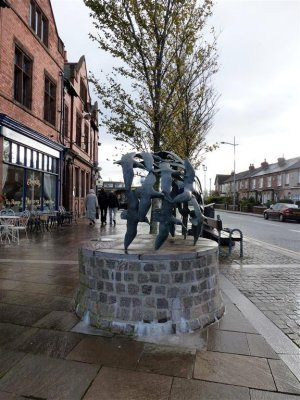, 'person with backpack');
107,191,119,226
97,187,108,225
